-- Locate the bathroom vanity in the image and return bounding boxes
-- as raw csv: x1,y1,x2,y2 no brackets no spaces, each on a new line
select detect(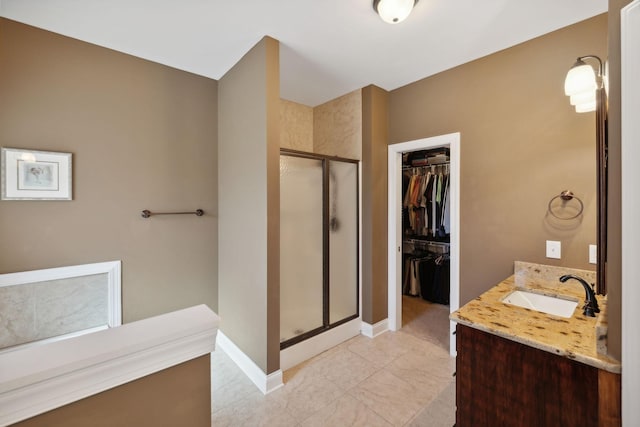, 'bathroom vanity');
451,262,621,427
